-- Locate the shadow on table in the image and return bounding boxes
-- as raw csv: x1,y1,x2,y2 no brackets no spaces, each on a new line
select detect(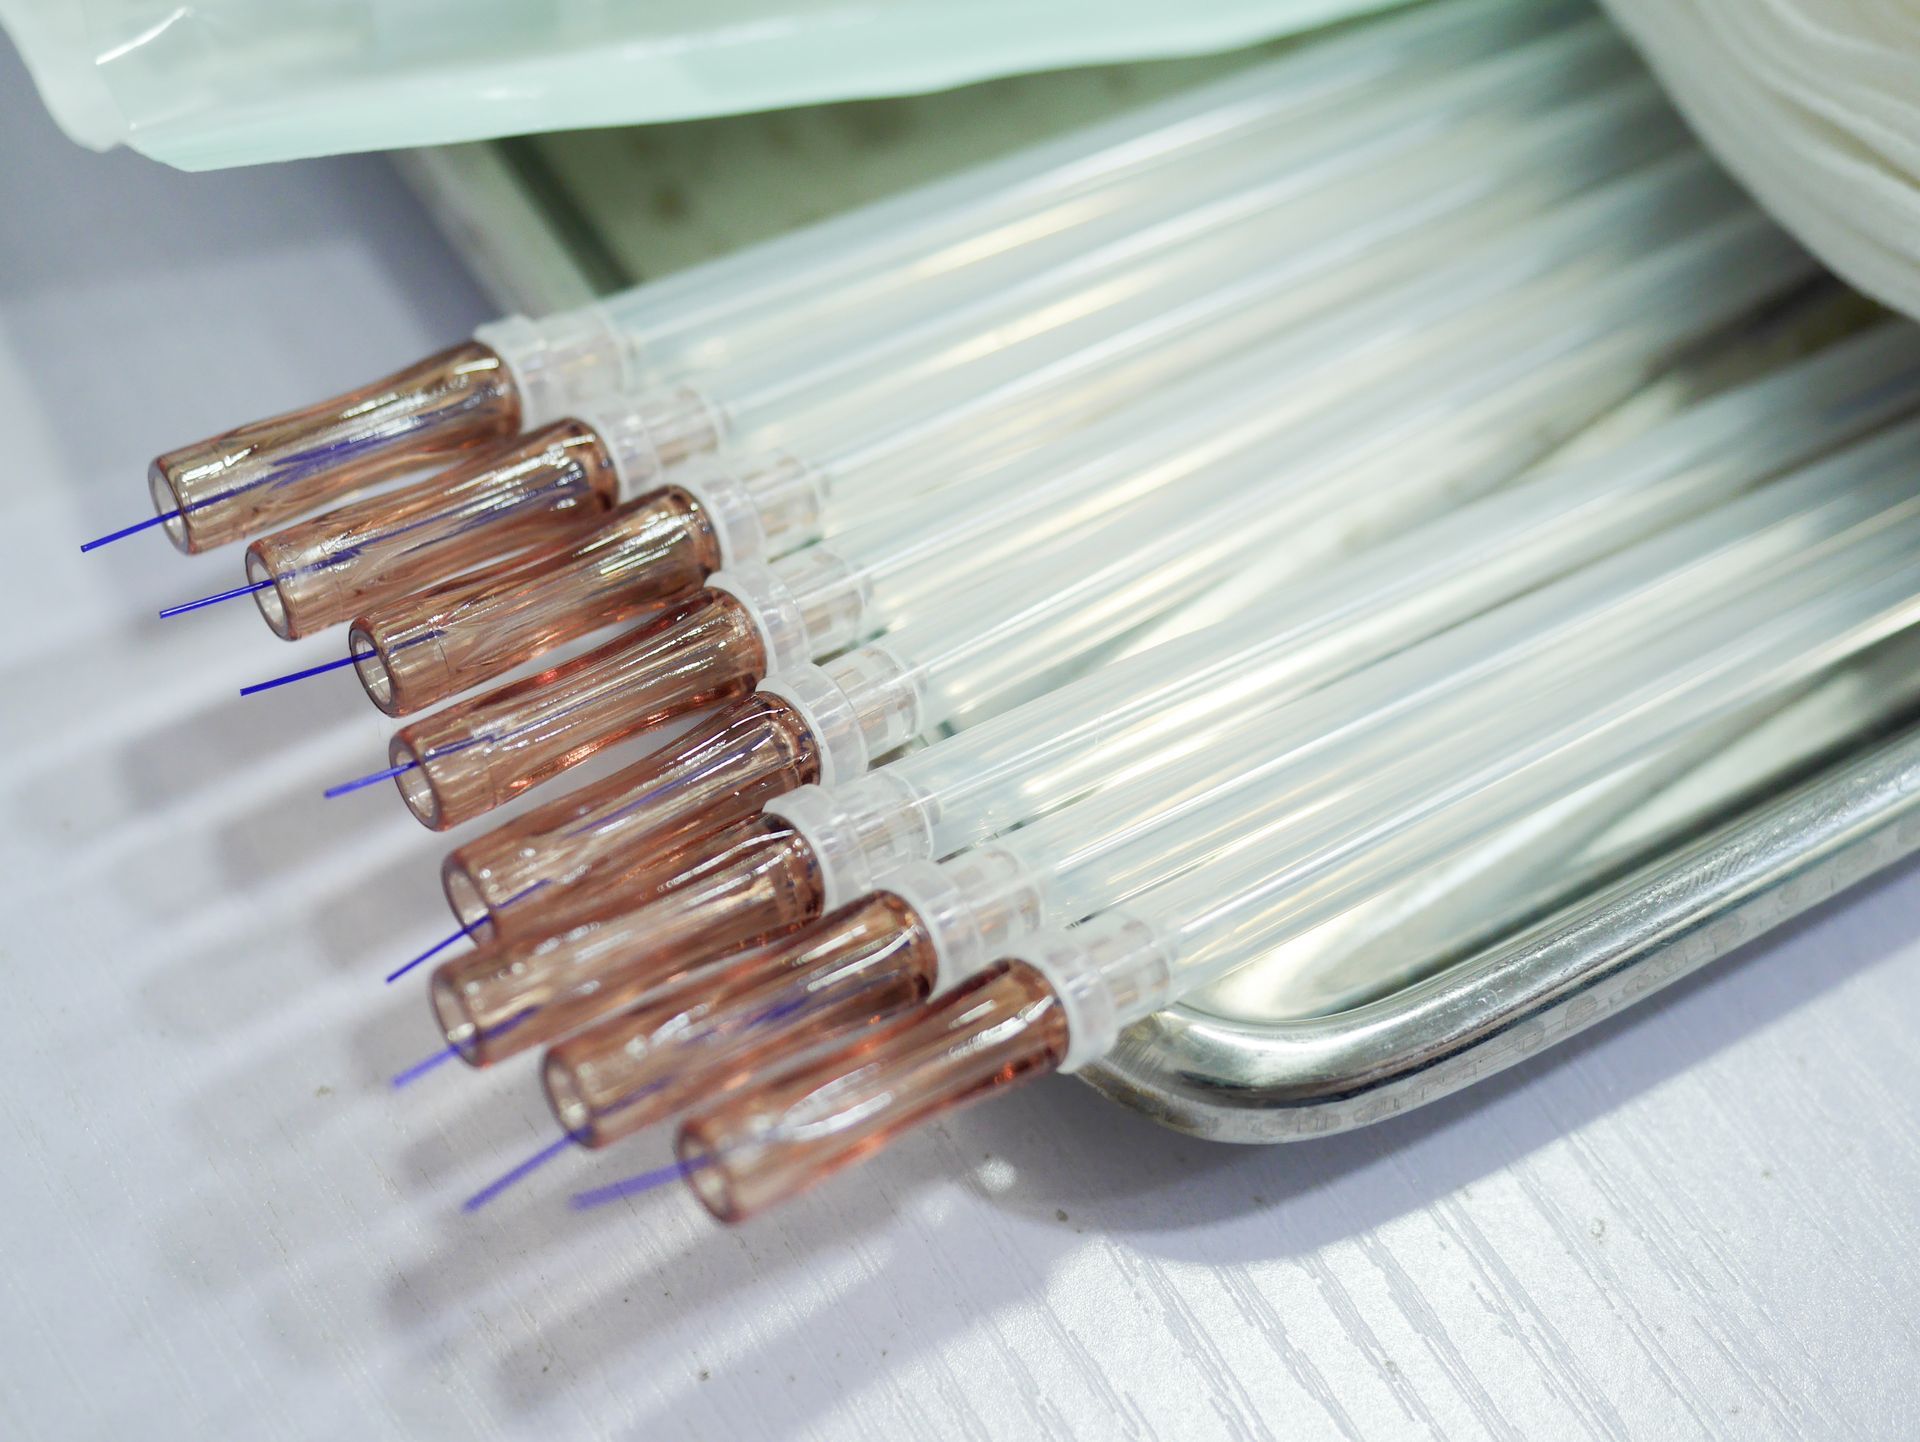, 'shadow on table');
382,844,1920,1435
978,846,1920,1254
